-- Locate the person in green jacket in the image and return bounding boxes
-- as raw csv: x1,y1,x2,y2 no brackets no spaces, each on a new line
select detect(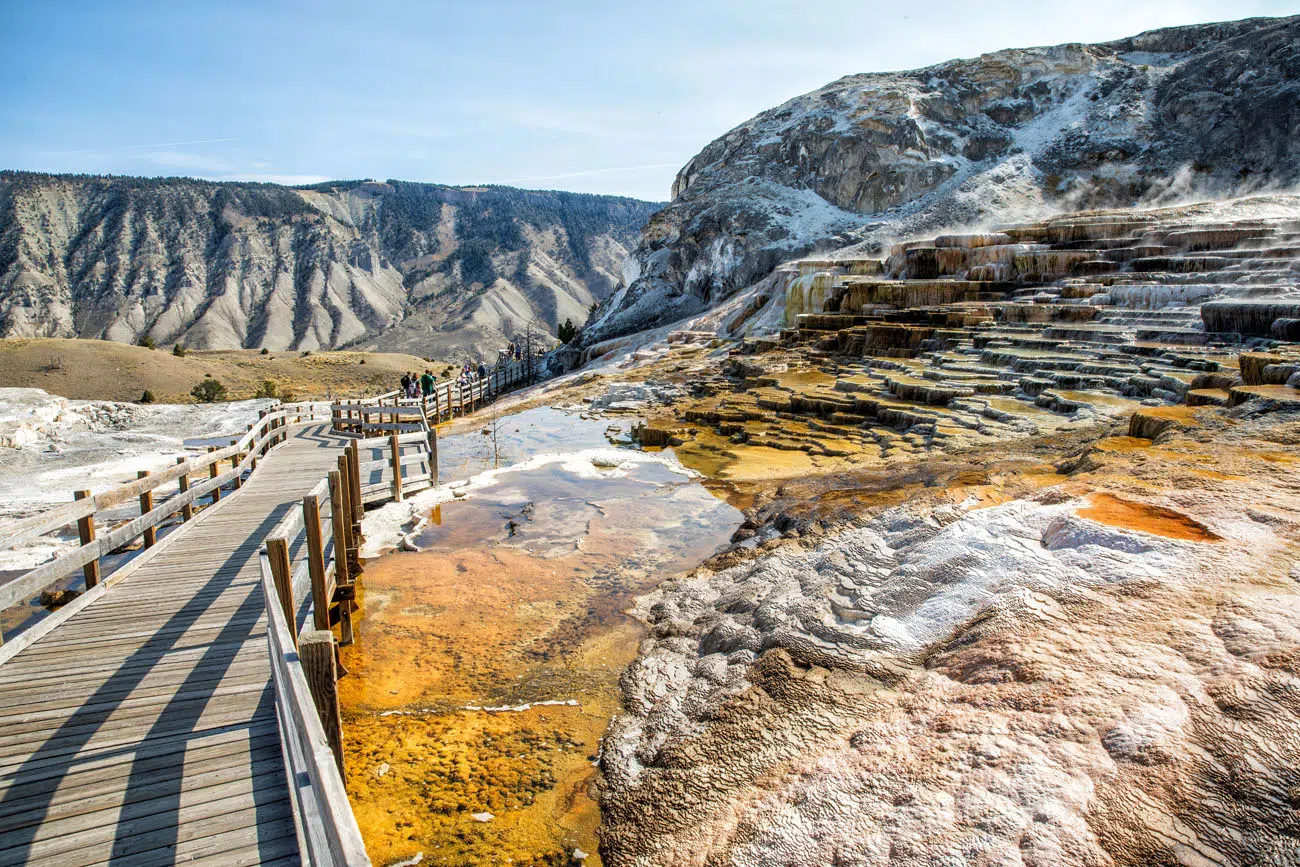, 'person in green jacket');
420,370,435,397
